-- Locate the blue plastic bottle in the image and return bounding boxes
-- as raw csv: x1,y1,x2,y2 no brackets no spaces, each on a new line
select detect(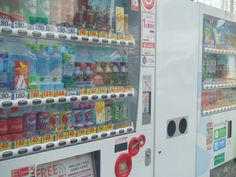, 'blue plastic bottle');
49,45,62,83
